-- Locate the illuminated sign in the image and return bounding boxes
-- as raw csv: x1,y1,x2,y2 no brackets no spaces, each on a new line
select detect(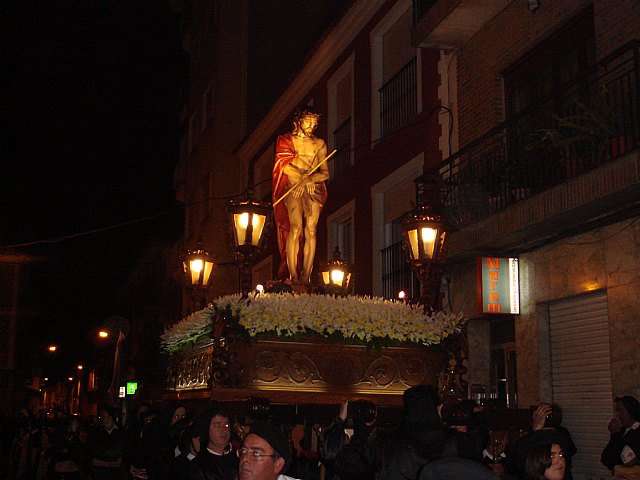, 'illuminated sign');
478,257,520,314
118,386,126,398
126,382,138,395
